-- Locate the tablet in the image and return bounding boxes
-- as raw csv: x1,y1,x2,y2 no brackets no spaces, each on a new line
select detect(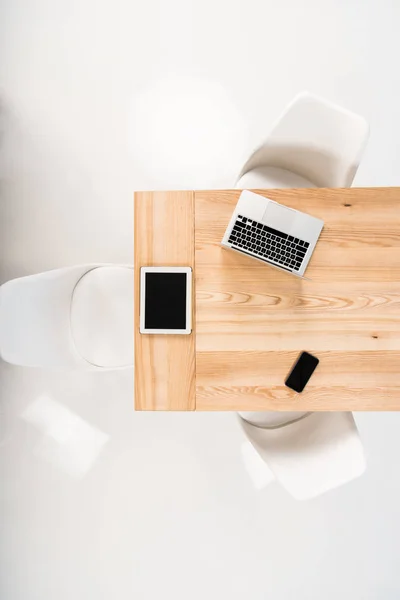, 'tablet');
139,267,192,334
